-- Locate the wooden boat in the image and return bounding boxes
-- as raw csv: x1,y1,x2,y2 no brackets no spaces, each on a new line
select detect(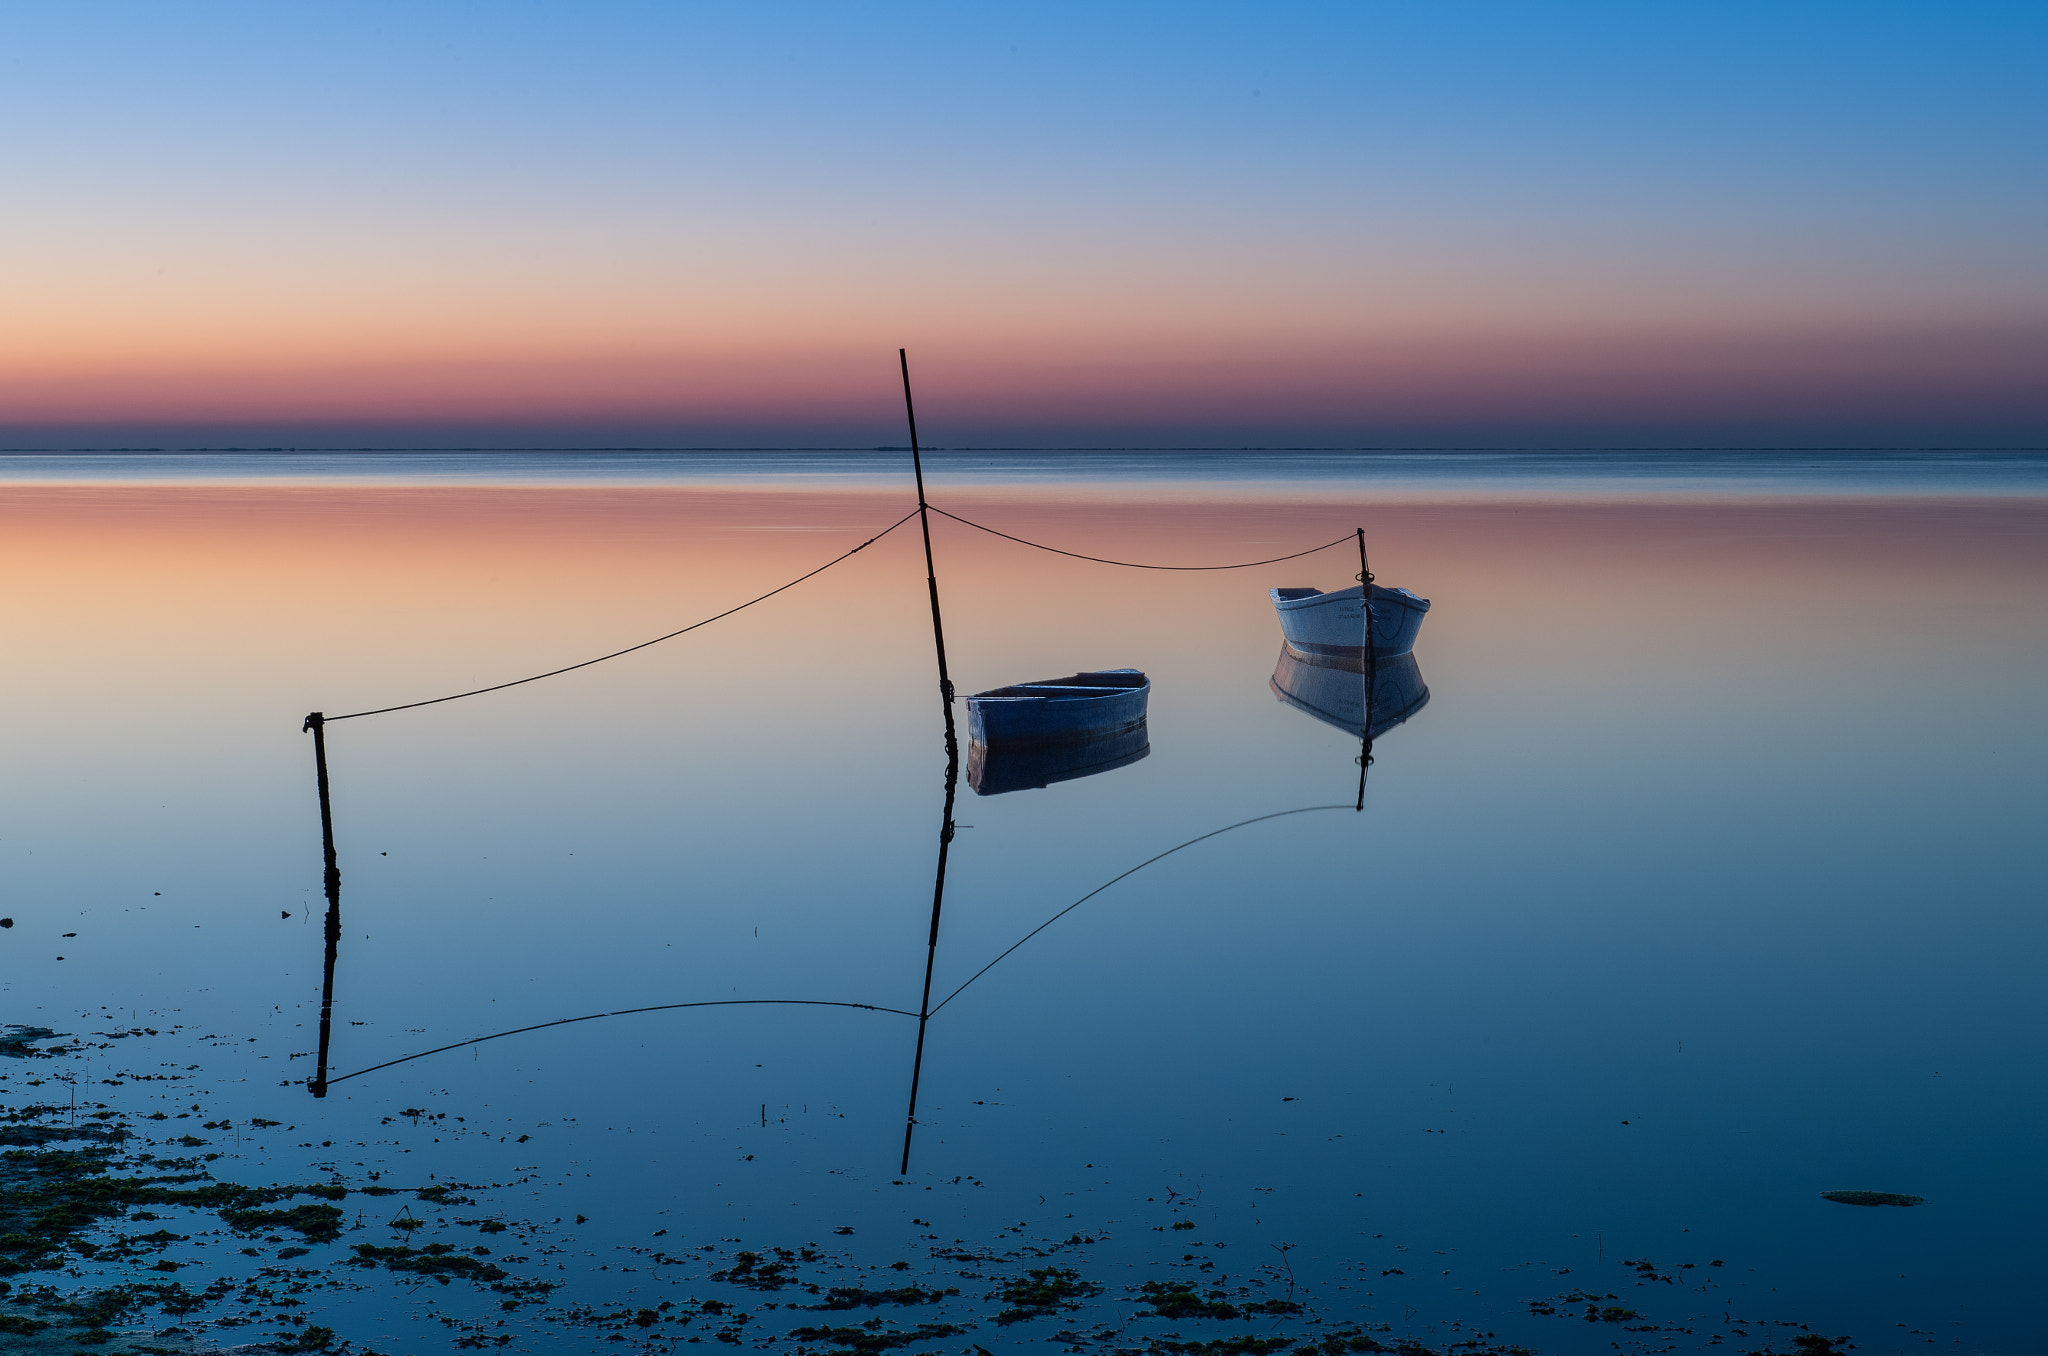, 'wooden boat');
1269,646,1429,740
1269,583,1430,660
968,723,1150,795
965,669,1150,748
